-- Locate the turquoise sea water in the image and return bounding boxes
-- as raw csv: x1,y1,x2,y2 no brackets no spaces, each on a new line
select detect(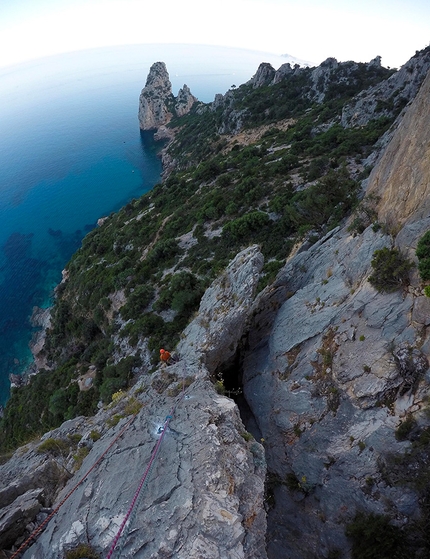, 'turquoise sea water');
0,44,287,405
